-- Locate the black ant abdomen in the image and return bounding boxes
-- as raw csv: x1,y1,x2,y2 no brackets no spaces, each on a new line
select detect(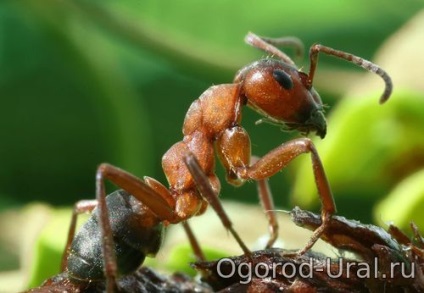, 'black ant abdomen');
66,190,164,282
